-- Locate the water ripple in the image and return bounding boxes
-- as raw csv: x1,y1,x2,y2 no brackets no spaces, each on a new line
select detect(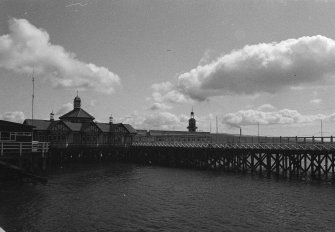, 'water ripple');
1,163,335,231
